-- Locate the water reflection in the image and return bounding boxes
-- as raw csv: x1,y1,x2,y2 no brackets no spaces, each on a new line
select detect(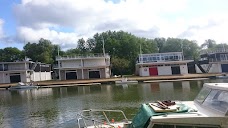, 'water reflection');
0,79,222,127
